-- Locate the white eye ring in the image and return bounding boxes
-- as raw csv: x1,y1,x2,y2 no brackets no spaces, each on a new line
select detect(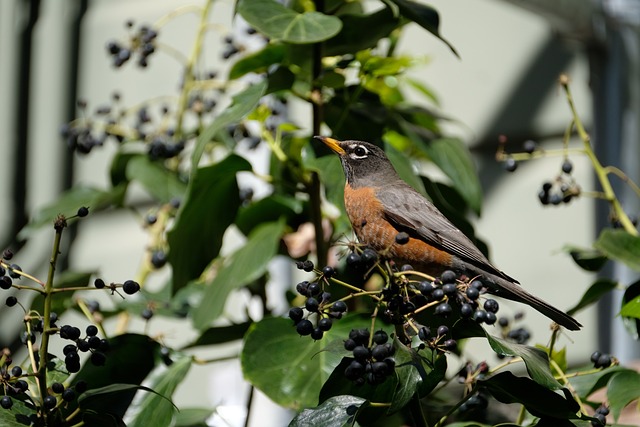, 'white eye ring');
350,145,369,159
